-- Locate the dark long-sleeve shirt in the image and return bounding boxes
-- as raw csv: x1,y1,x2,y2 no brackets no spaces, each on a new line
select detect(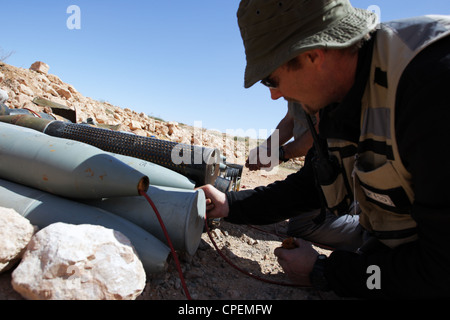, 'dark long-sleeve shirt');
225,33,450,299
